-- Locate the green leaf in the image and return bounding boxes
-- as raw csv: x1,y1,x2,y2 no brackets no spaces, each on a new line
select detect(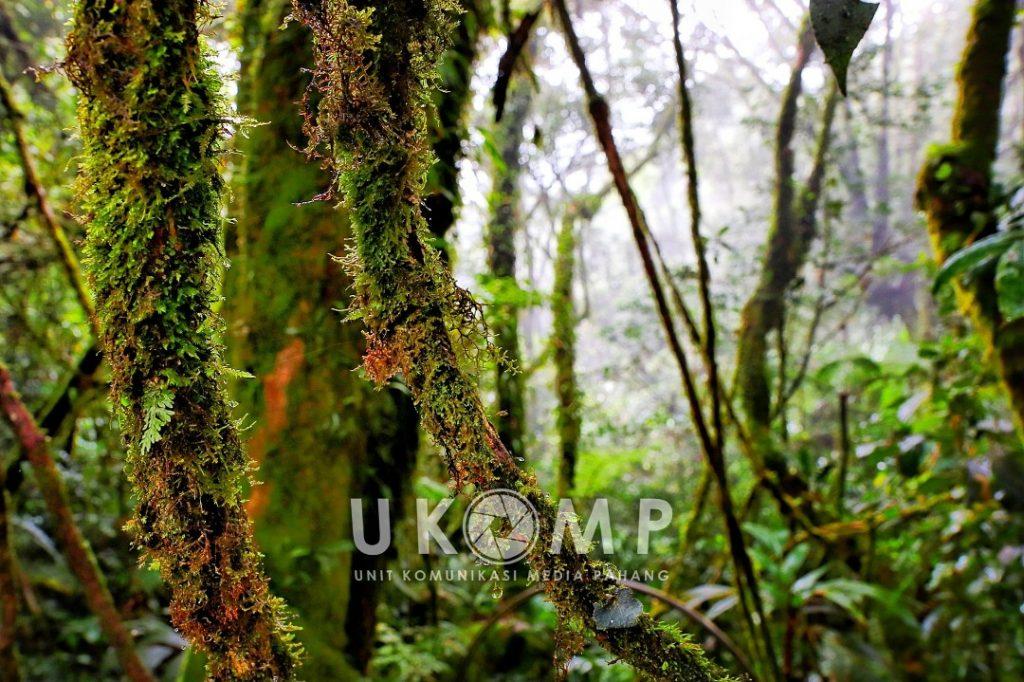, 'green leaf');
141,385,175,454
996,239,1024,322
811,0,880,95
933,230,1024,294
